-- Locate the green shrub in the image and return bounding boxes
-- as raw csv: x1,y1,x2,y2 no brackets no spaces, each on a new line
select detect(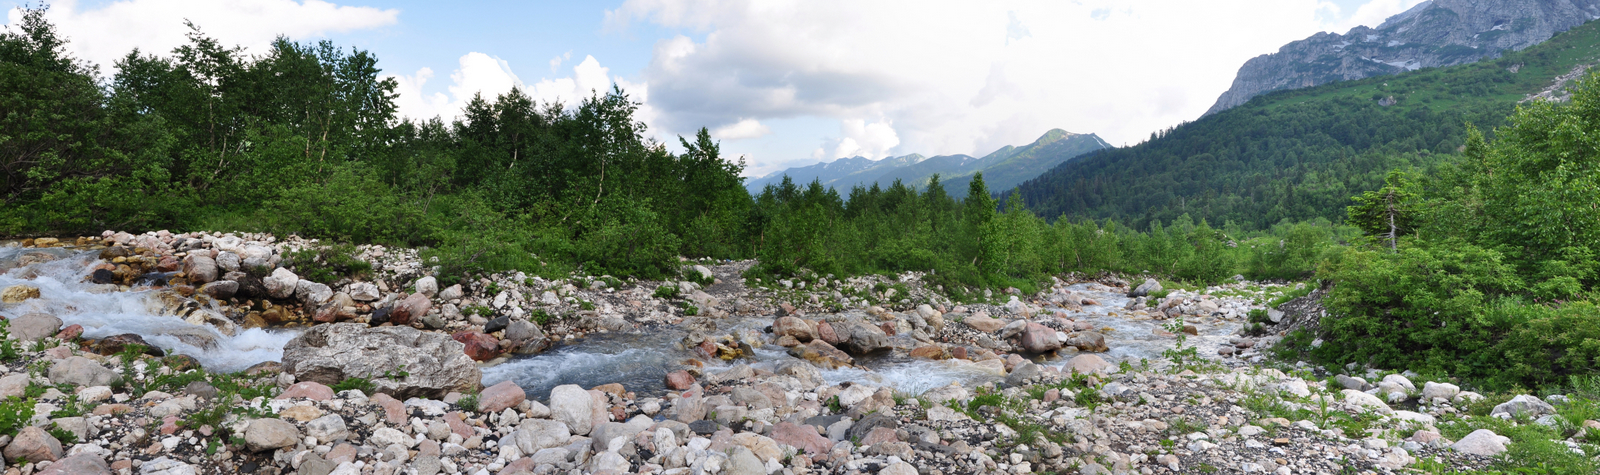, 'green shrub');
653,285,681,299
284,243,371,284
0,396,35,437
